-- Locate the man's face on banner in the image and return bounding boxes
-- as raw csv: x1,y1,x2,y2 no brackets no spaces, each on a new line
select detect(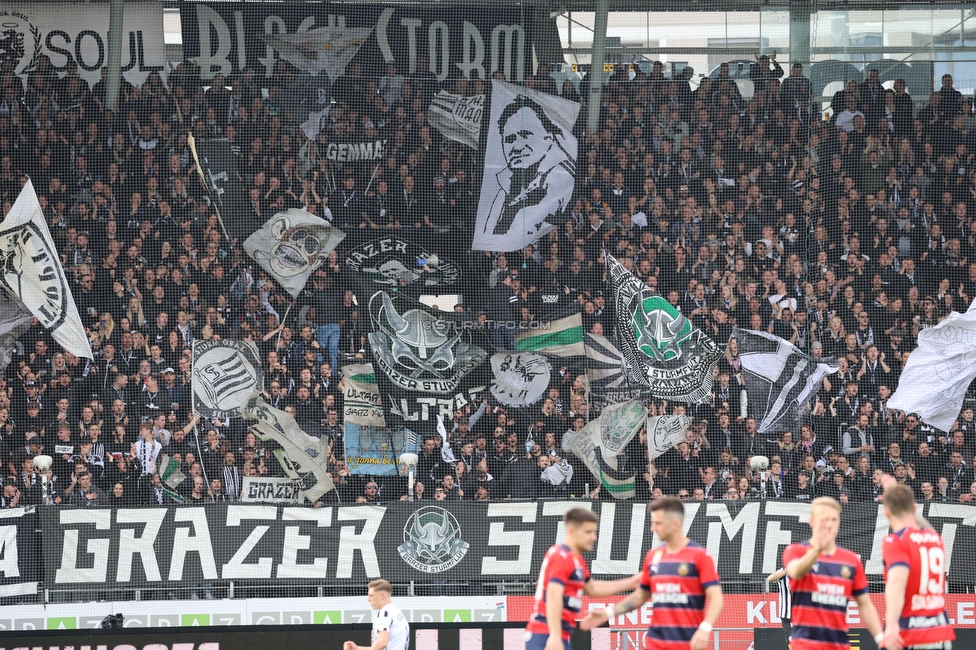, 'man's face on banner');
502,107,551,170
